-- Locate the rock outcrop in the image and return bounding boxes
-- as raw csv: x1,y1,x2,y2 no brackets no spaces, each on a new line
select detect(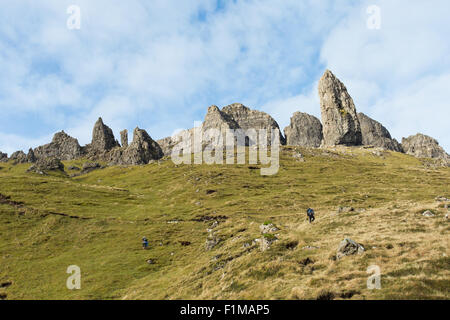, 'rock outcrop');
120,130,128,148
26,148,36,163
0,151,7,162
318,70,362,146
157,128,196,157
90,117,119,153
284,112,323,147
34,131,82,161
9,151,27,164
402,133,449,160
221,103,285,145
158,103,285,156
357,113,402,152
110,127,163,165
203,105,240,132
28,157,64,174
